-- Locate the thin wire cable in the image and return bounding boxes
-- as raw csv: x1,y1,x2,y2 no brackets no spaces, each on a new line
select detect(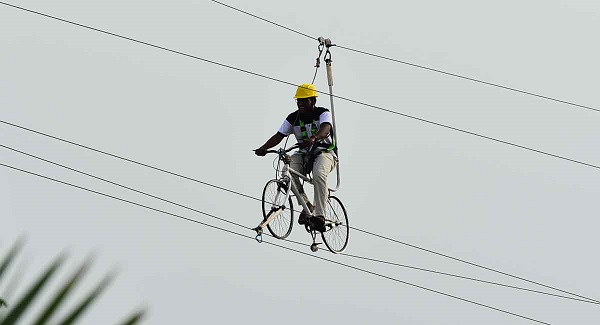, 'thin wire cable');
209,0,600,113
1,3,597,171
209,0,316,41
330,93,600,170
335,45,600,113
311,65,319,85
339,253,598,305
0,144,250,231
350,227,600,304
0,120,261,204
0,163,253,241
0,2,300,95
1,119,598,304
2,142,596,305
0,162,555,325
311,44,324,84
